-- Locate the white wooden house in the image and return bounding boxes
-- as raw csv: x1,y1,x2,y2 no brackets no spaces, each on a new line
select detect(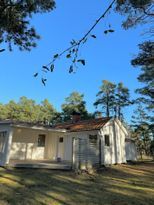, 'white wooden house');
0,117,137,169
